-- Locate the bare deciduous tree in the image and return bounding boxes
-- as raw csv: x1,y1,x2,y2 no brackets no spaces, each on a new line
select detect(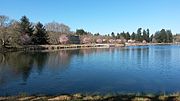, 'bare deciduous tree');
48,32,62,44
0,15,10,47
0,15,9,27
45,22,70,34
0,16,21,48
